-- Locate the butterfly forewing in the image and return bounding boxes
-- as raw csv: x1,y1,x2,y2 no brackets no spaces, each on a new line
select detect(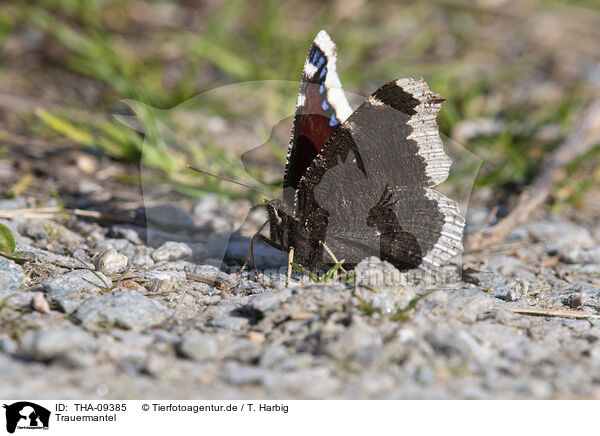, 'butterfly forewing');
283,30,352,206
